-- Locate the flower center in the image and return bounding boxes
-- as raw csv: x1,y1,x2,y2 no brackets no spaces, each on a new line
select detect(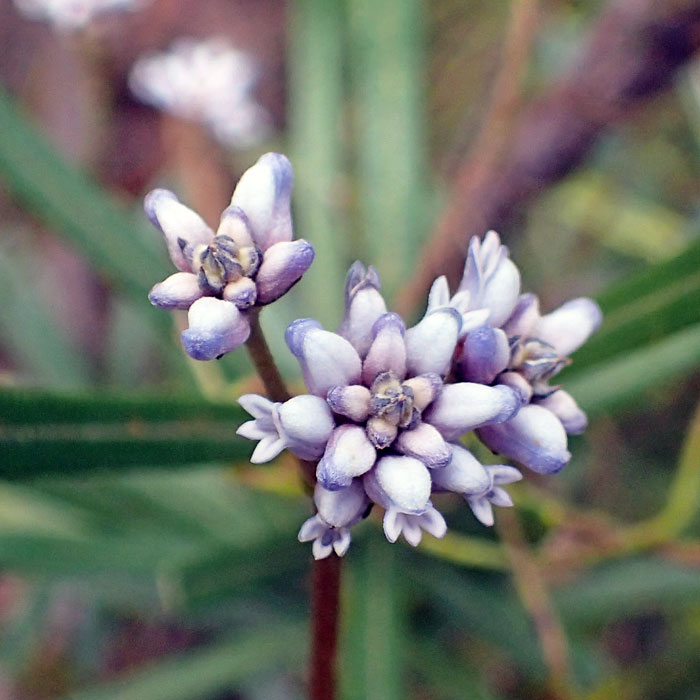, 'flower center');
194,235,262,293
369,370,416,427
365,370,420,449
509,337,570,396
